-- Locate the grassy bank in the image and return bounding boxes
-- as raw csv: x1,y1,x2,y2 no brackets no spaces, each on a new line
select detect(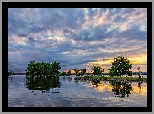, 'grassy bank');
83,75,147,81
